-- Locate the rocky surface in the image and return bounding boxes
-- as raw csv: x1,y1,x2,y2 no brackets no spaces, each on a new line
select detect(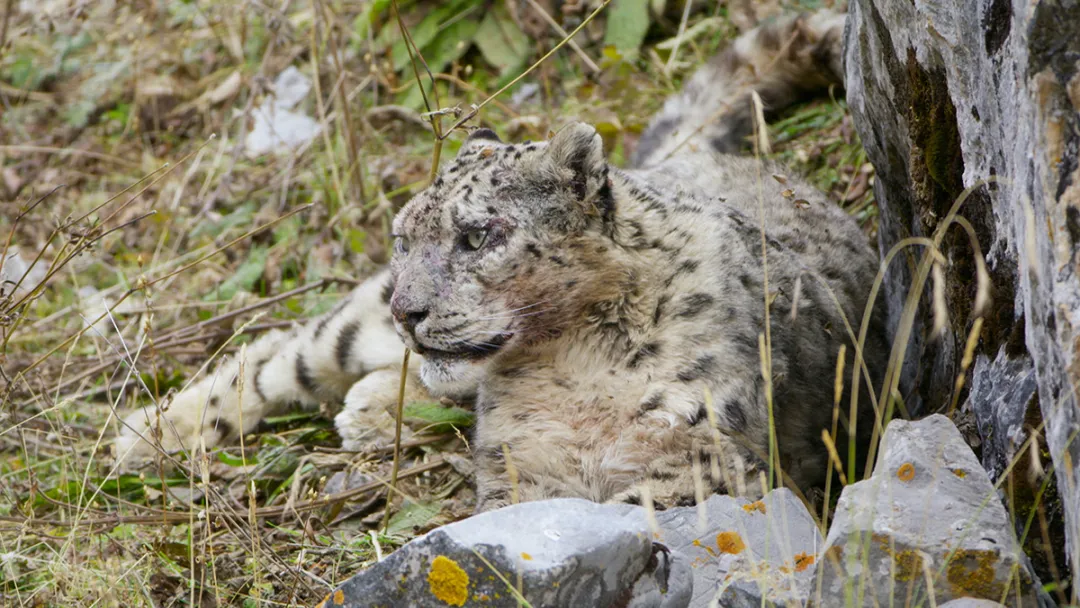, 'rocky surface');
845,0,1080,583
818,415,1041,606
317,498,687,607
938,599,1009,608
320,489,824,607
323,416,1058,606
653,489,822,608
